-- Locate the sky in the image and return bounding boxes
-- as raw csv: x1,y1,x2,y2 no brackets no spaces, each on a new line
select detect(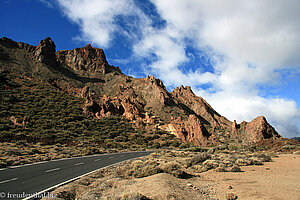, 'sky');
1,0,300,138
